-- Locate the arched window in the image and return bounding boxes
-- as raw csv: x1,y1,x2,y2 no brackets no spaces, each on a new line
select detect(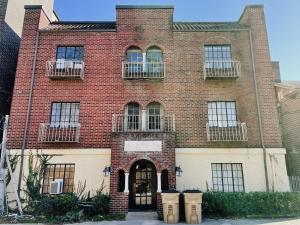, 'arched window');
146,46,164,76
118,170,125,192
147,102,162,131
125,47,143,73
125,102,140,131
161,169,169,191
